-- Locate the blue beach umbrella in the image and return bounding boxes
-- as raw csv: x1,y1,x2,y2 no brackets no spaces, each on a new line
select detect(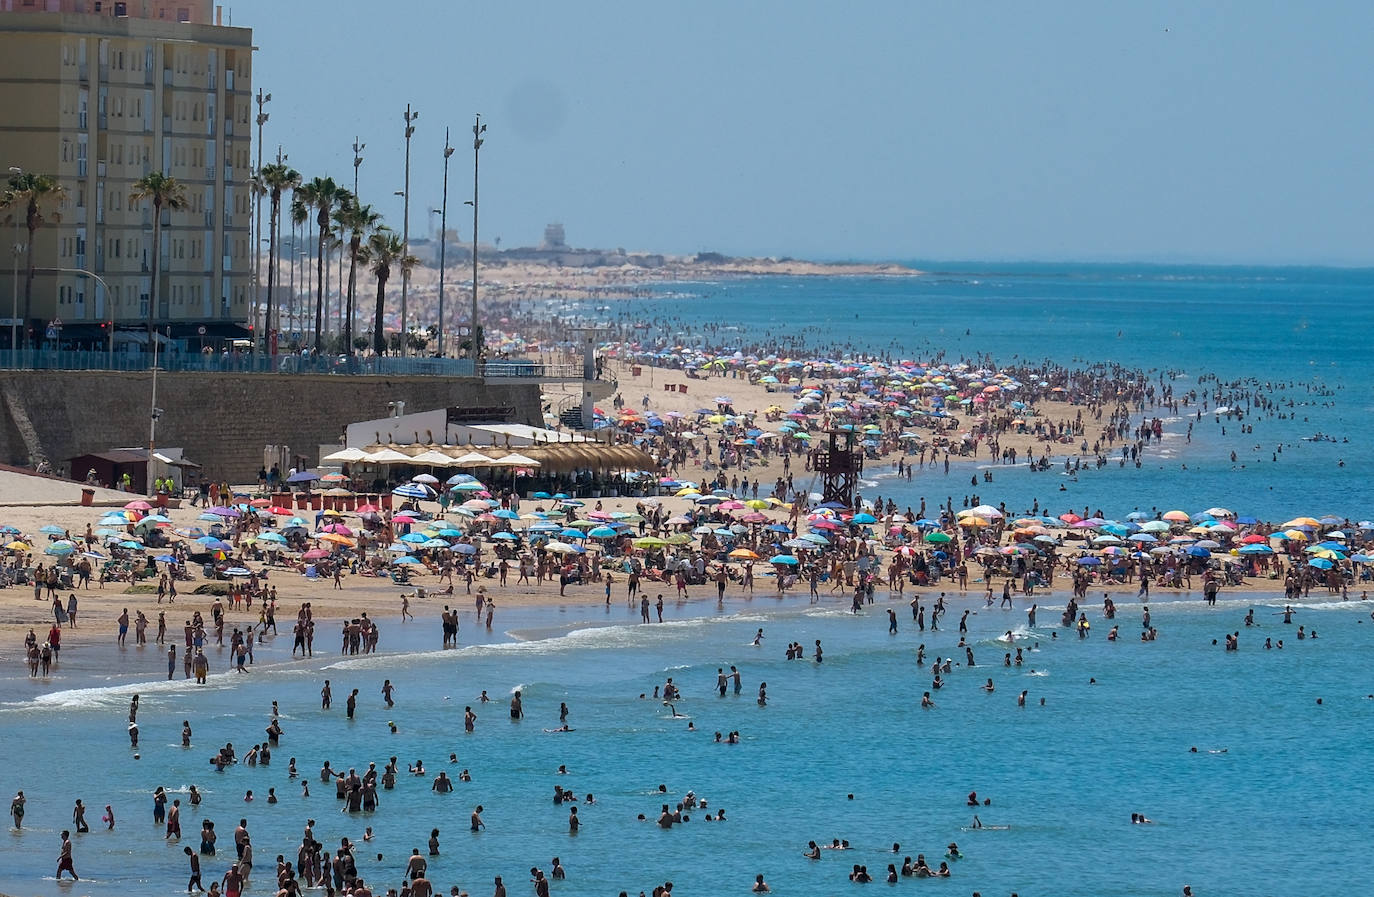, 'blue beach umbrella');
769,554,800,565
